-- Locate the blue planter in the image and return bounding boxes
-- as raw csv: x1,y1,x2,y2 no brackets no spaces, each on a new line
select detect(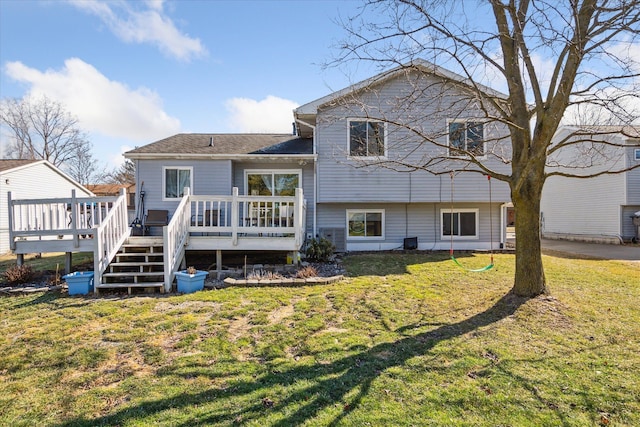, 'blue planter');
175,270,208,293
62,271,94,295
